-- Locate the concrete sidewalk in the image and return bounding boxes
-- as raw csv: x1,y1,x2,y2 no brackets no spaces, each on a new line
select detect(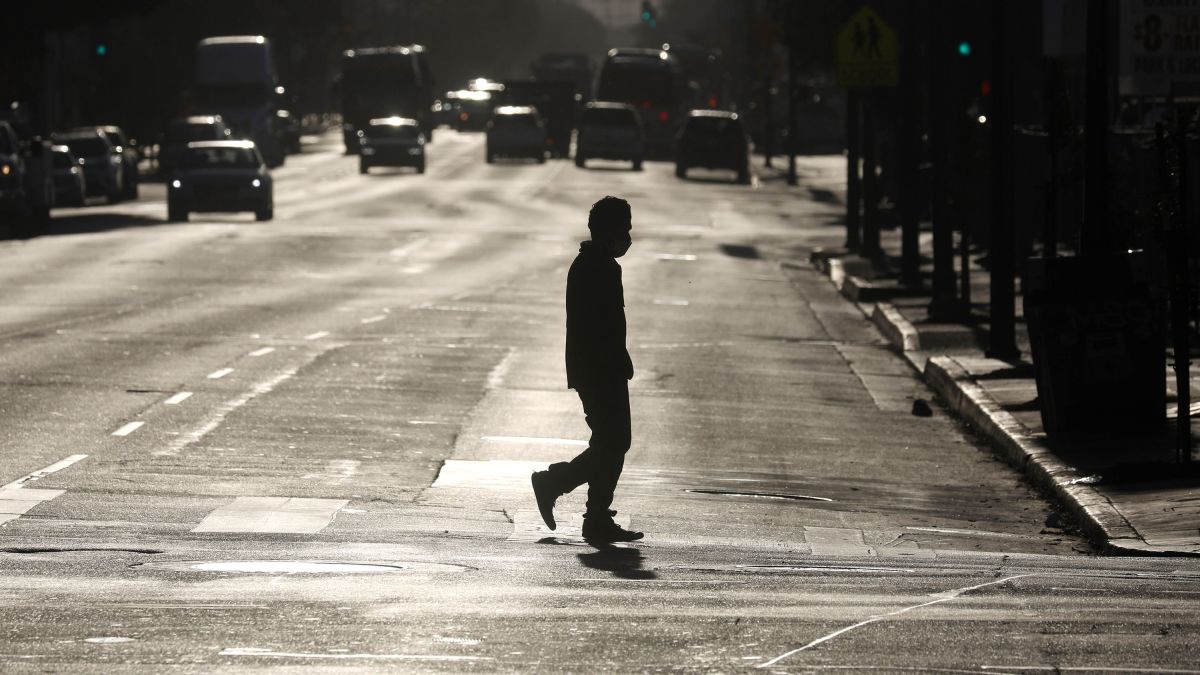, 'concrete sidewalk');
804,227,1200,557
